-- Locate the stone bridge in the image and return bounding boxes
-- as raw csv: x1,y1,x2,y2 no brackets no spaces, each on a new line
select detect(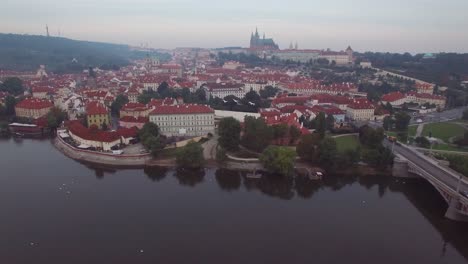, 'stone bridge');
389,140,468,221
